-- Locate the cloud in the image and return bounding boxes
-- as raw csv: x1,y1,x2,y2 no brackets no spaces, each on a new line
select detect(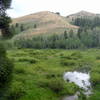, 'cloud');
7,0,100,18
